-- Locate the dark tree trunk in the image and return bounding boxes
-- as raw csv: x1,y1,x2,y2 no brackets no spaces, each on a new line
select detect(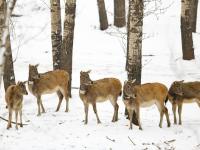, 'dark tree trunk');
3,34,15,91
97,0,108,30
191,0,198,32
60,0,76,97
181,0,194,60
50,0,62,70
125,0,144,126
114,0,126,27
